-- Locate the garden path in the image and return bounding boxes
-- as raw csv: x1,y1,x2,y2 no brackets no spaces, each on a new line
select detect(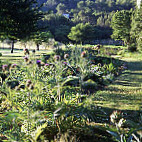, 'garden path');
93,56,142,111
